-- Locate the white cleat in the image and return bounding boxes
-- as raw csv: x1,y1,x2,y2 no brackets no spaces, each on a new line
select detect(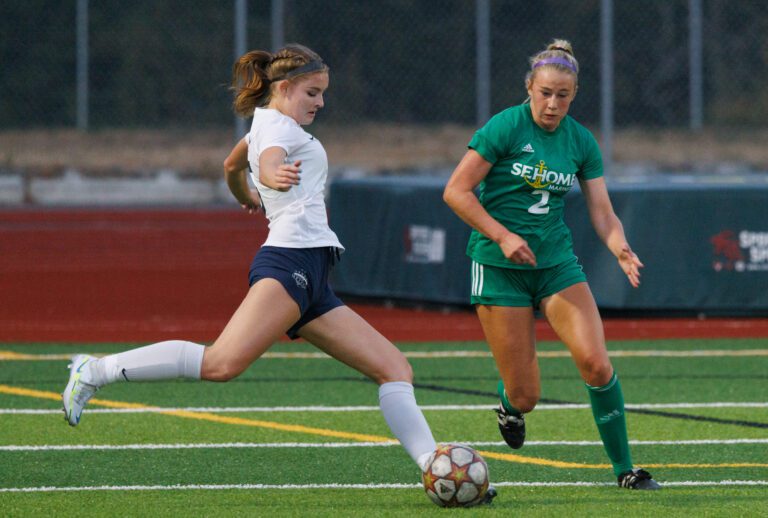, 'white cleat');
62,354,99,426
